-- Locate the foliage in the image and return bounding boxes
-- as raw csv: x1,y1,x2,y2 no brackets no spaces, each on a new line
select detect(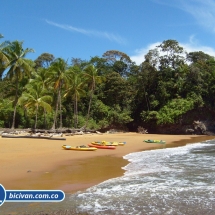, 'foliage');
0,98,14,127
107,105,133,126
157,98,195,124
18,82,52,129
34,53,55,69
142,98,195,125
1,37,215,131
